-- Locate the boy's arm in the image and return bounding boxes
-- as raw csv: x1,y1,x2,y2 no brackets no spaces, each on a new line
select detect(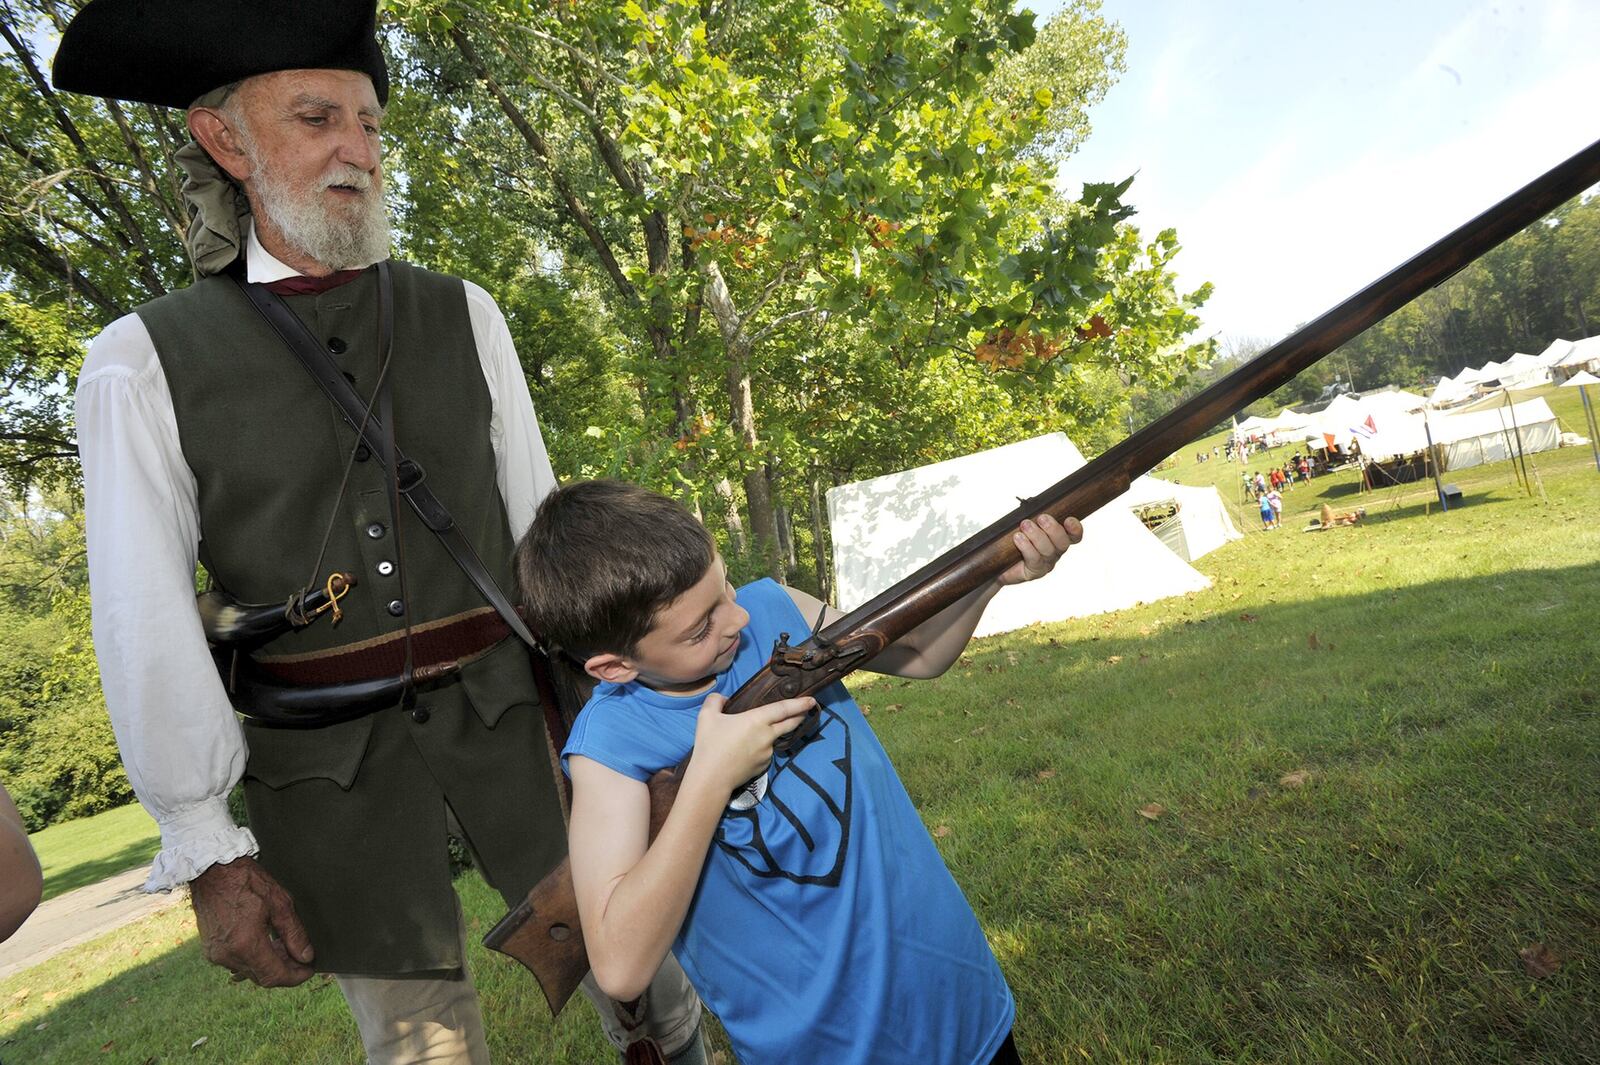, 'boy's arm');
786,513,1078,679
566,692,816,1001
